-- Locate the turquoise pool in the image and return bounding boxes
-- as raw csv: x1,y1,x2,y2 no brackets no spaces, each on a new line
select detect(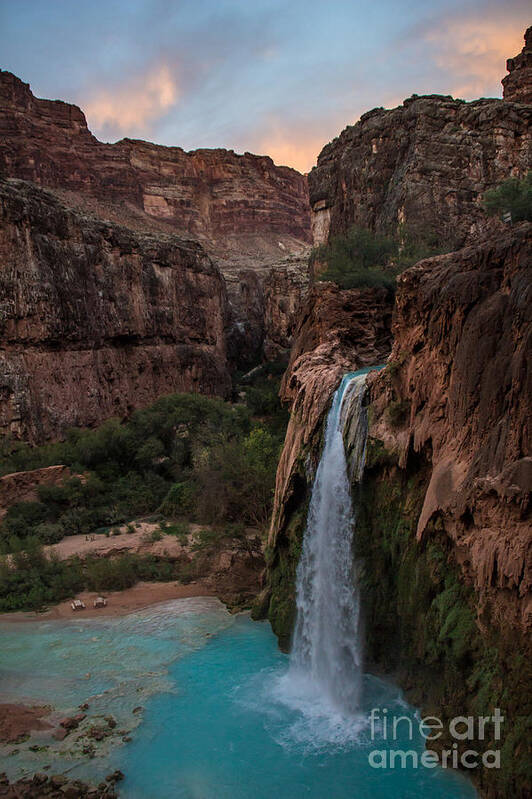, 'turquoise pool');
0,600,476,798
